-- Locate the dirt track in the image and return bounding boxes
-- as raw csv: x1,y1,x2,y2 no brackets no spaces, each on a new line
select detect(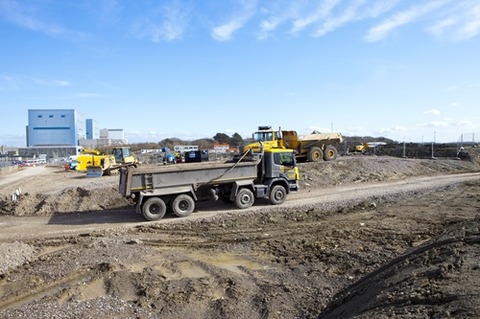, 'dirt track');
1,155,480,318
